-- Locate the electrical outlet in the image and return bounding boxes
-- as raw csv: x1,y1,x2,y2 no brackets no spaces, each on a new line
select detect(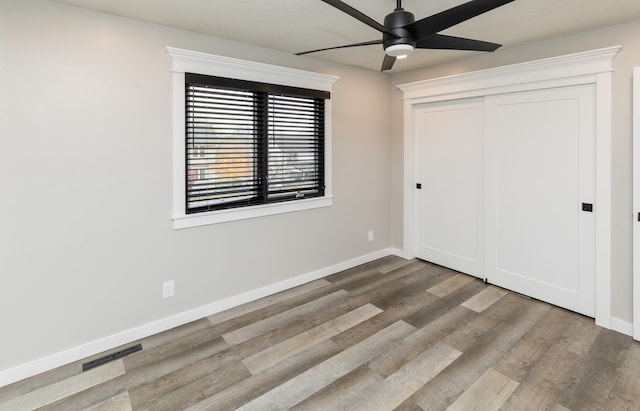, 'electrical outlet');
368,230,374,242
162,280,175,299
